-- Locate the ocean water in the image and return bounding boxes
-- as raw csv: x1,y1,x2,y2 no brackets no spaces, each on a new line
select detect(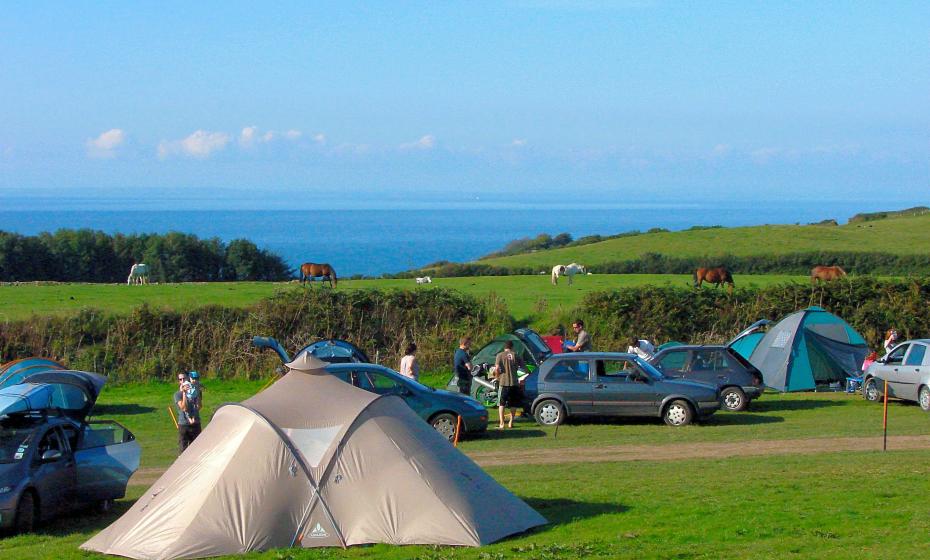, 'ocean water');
0,200,880,276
